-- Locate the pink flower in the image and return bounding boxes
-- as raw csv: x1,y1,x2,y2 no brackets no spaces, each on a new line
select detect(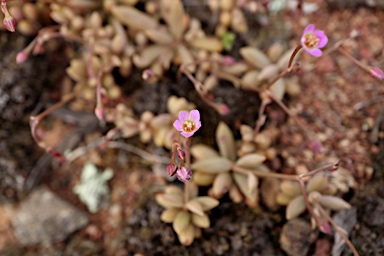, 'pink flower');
173,110,202,138
176,167,192,182
369,67,384,80
301,24,328,57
